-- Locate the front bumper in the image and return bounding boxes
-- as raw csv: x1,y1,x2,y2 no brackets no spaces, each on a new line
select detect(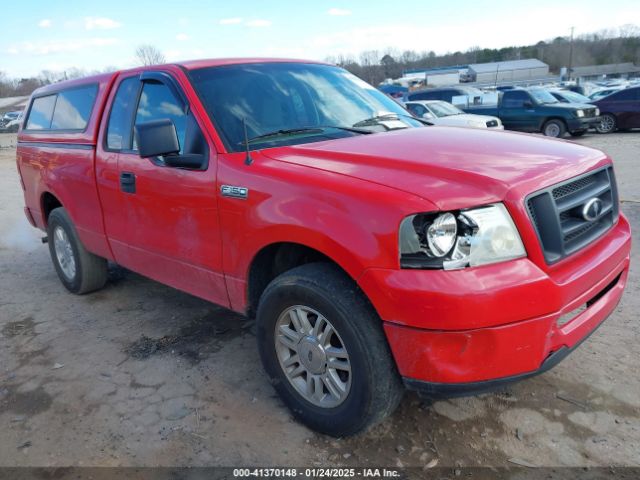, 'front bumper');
359,215,631,390
567,115,601,131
